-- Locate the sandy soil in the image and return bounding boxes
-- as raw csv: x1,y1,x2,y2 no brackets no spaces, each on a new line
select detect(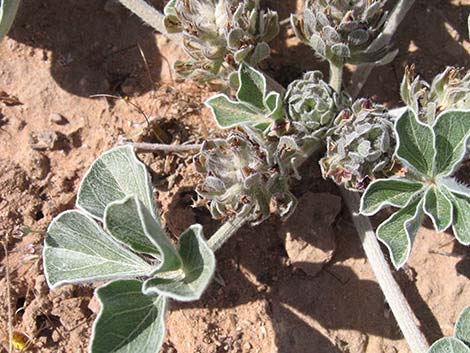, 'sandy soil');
1,0,470,352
